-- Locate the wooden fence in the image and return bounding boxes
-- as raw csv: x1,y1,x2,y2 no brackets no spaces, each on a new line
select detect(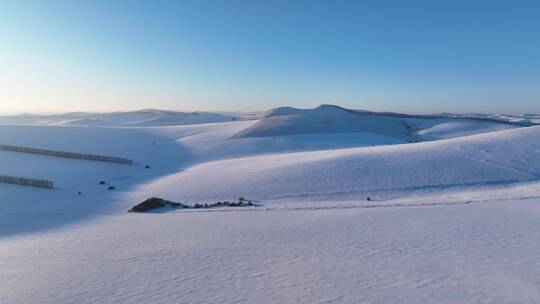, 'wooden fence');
0,144,133,165
0,175,54,189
